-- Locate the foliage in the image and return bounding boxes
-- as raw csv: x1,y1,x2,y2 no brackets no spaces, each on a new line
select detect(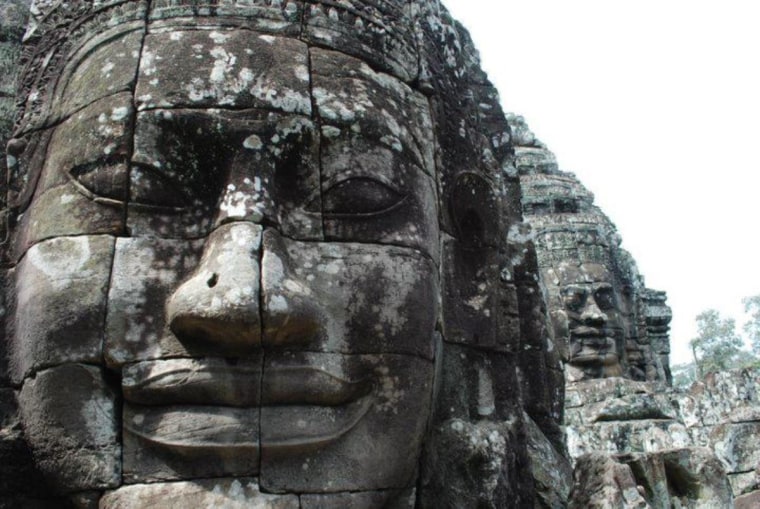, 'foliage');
671,362,697,389
689,309,744,378
742,294,760,357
